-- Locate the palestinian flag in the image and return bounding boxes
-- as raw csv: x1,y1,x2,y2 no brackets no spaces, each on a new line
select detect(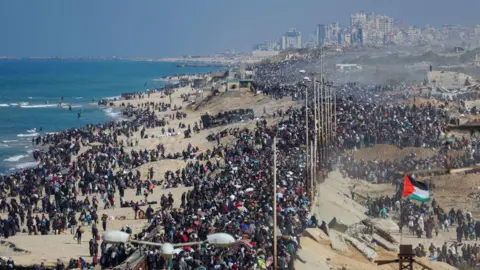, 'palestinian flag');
402,174,430,202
